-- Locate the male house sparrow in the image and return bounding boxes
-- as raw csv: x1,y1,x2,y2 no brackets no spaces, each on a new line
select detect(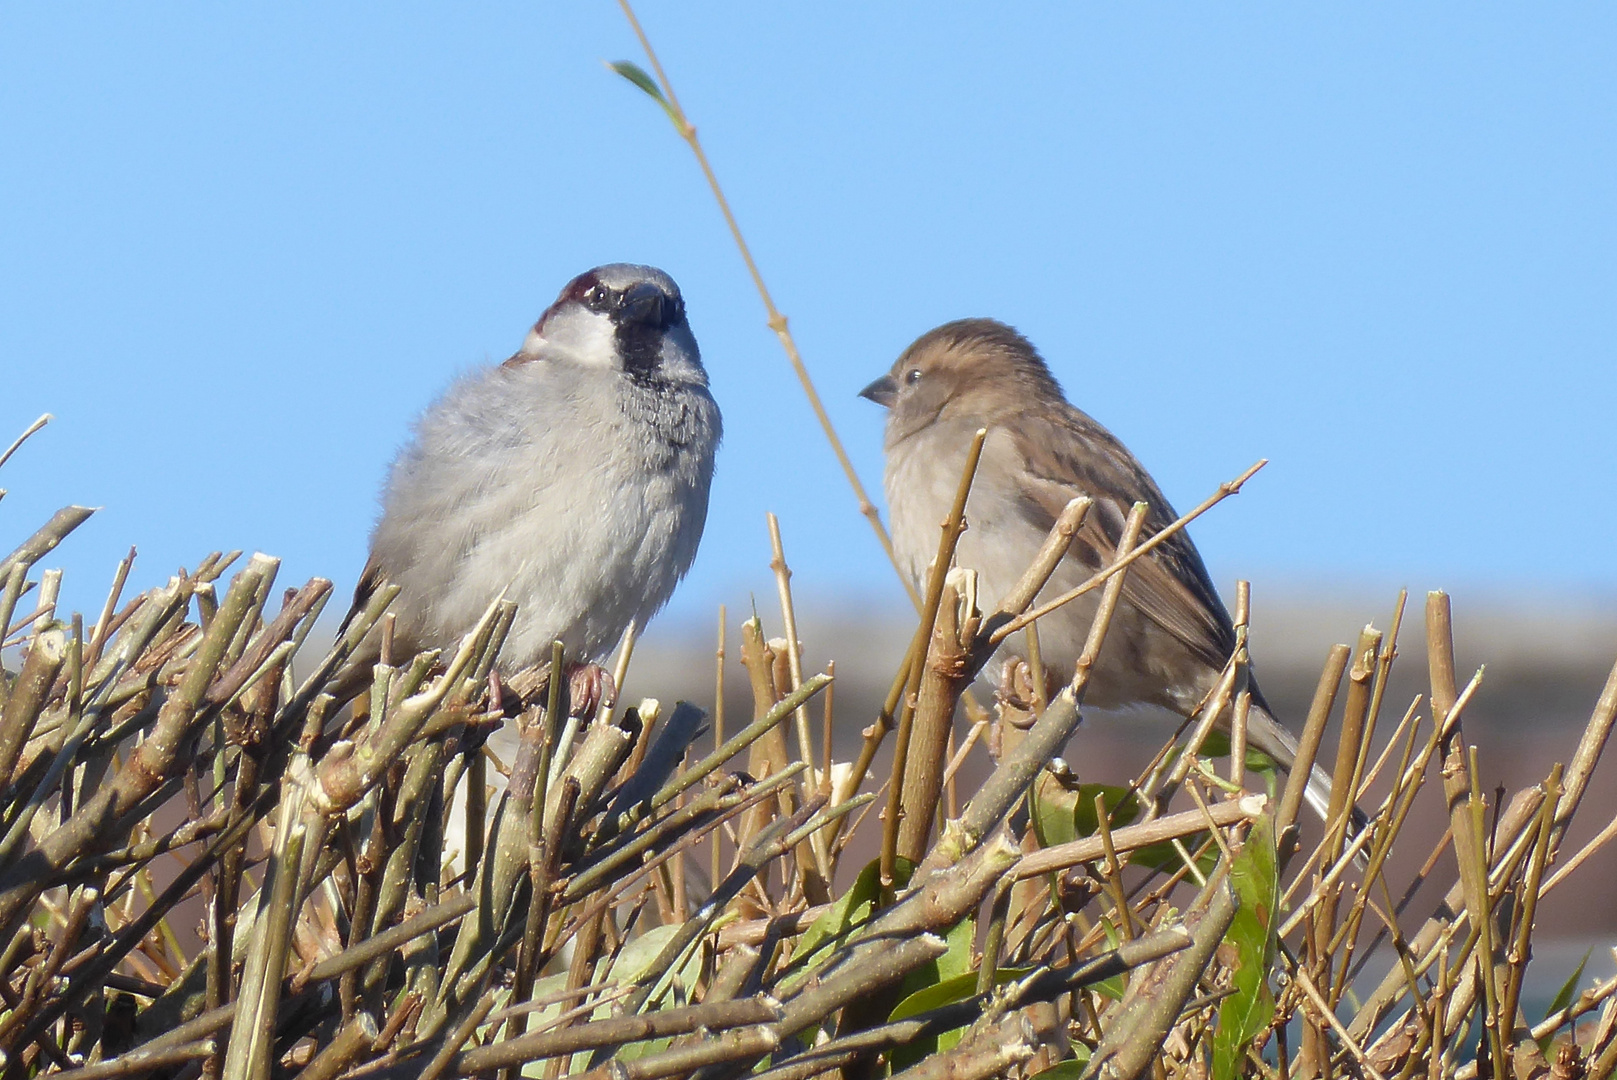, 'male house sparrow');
862,318,1333,818
348,264,721,691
